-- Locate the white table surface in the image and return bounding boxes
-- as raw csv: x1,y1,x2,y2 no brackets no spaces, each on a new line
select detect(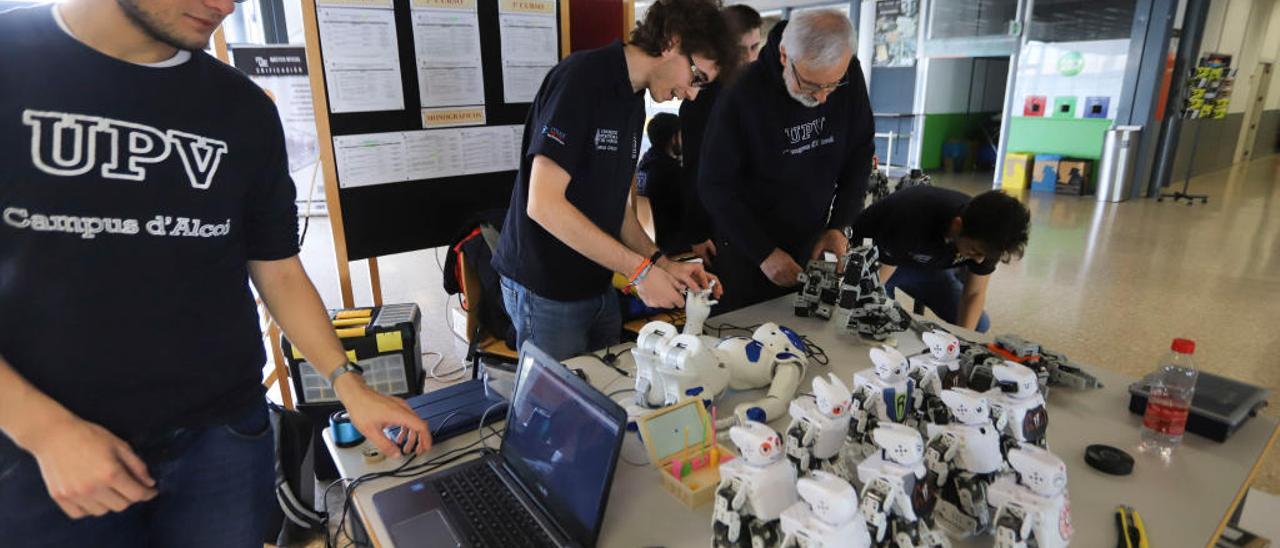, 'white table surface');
325,296,1279,548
